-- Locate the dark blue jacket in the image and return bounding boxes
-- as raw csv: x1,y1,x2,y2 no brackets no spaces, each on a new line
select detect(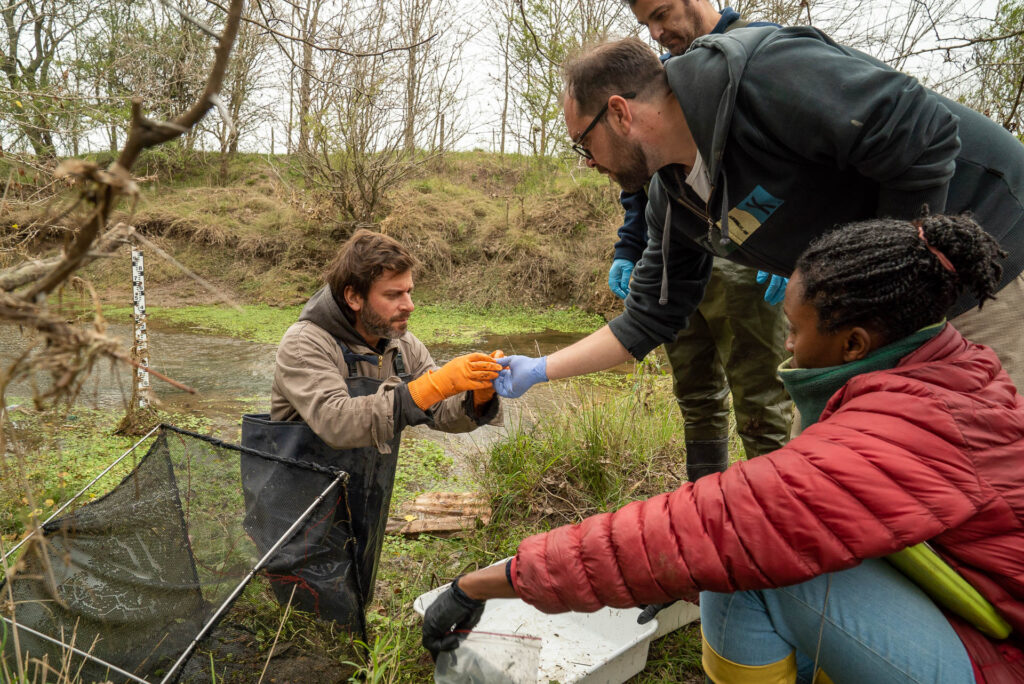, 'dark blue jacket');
613,8,776,263
610,26,1024,360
